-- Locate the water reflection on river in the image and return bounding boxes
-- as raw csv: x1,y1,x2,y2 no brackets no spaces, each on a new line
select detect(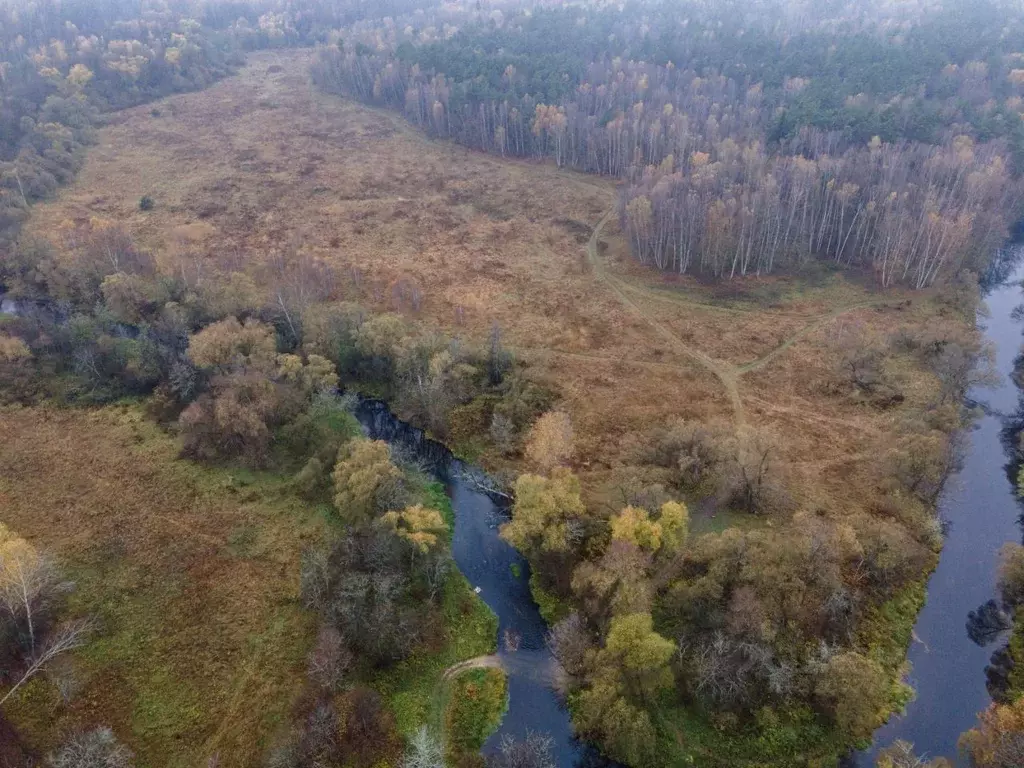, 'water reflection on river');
354,399,617,767
856,249,1024,765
